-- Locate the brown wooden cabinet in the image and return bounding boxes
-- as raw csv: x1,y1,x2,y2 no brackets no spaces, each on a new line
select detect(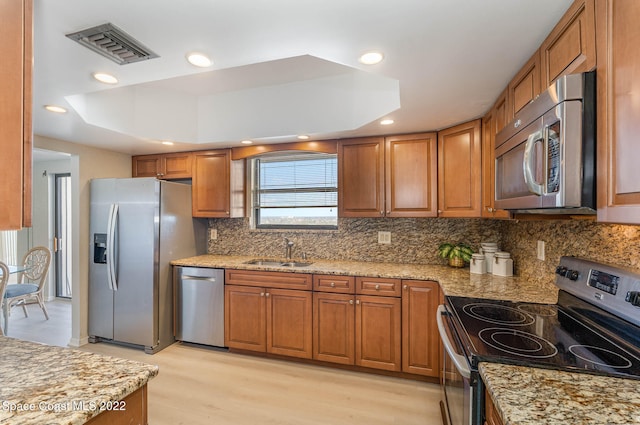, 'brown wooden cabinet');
132,152,193,179
313,292,355,365
595,0,640,224
192,149,245,218
508,51,541,118
484,388,505,425
401,280,440,377
540,0,596,89
338,134,437,218
0,0,32,230
493,89,509,135
481,109,510,219
224,270,313,359
85,385,148,425
355,294,401,372
437,120,482,217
